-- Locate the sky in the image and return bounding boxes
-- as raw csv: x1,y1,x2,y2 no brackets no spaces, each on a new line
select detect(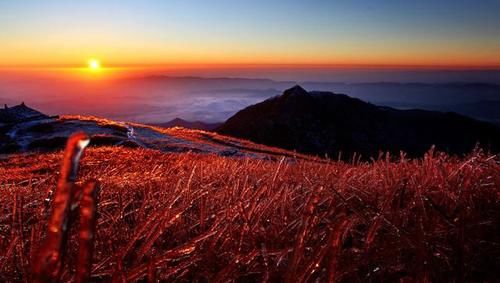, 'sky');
1,1,500,123
1,0,500,68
